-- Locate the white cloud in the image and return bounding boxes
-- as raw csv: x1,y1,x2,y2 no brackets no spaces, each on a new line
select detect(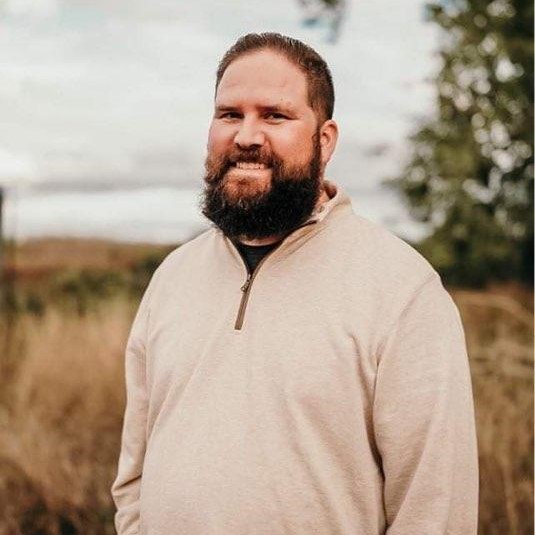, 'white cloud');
3,0,59,18
0,147,38,185
0,0,438,240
